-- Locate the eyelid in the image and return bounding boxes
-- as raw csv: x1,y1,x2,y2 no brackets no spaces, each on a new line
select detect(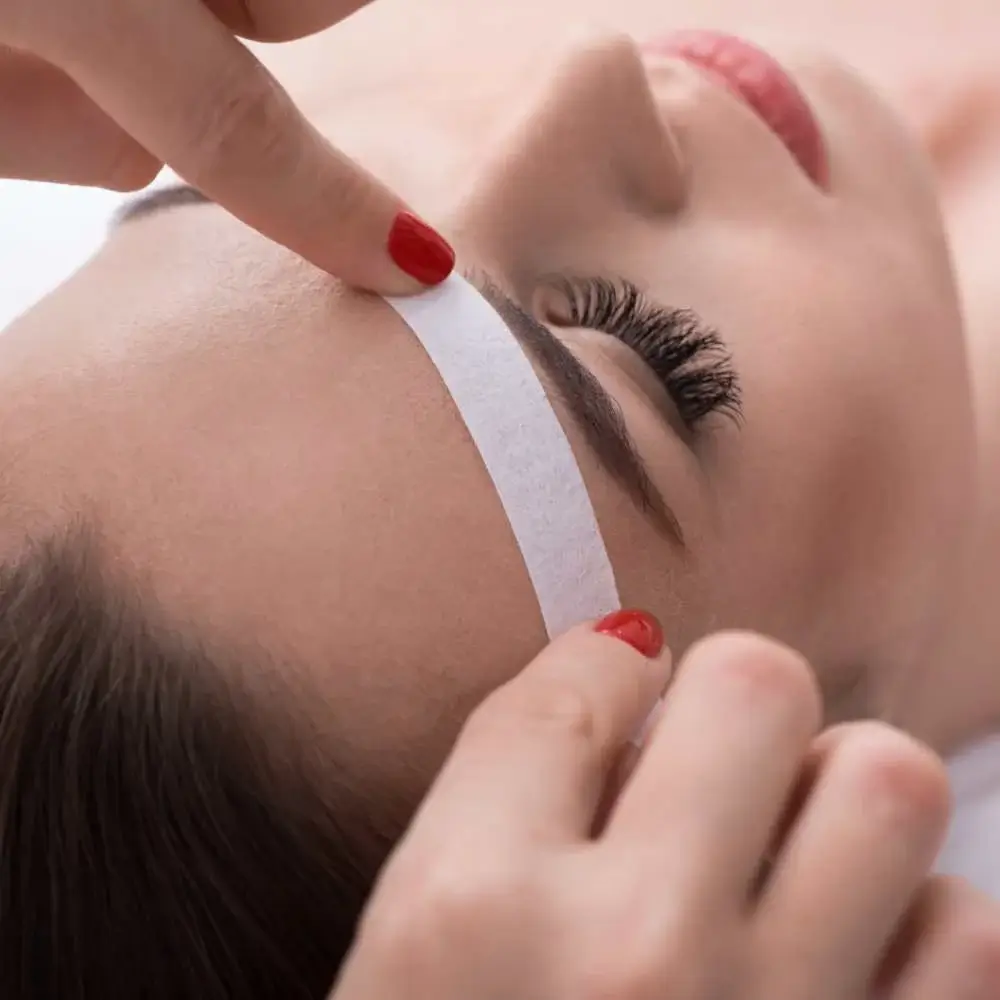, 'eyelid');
474,270,687,549
544,274,743,433
568,326,694,442
534,279,692,437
